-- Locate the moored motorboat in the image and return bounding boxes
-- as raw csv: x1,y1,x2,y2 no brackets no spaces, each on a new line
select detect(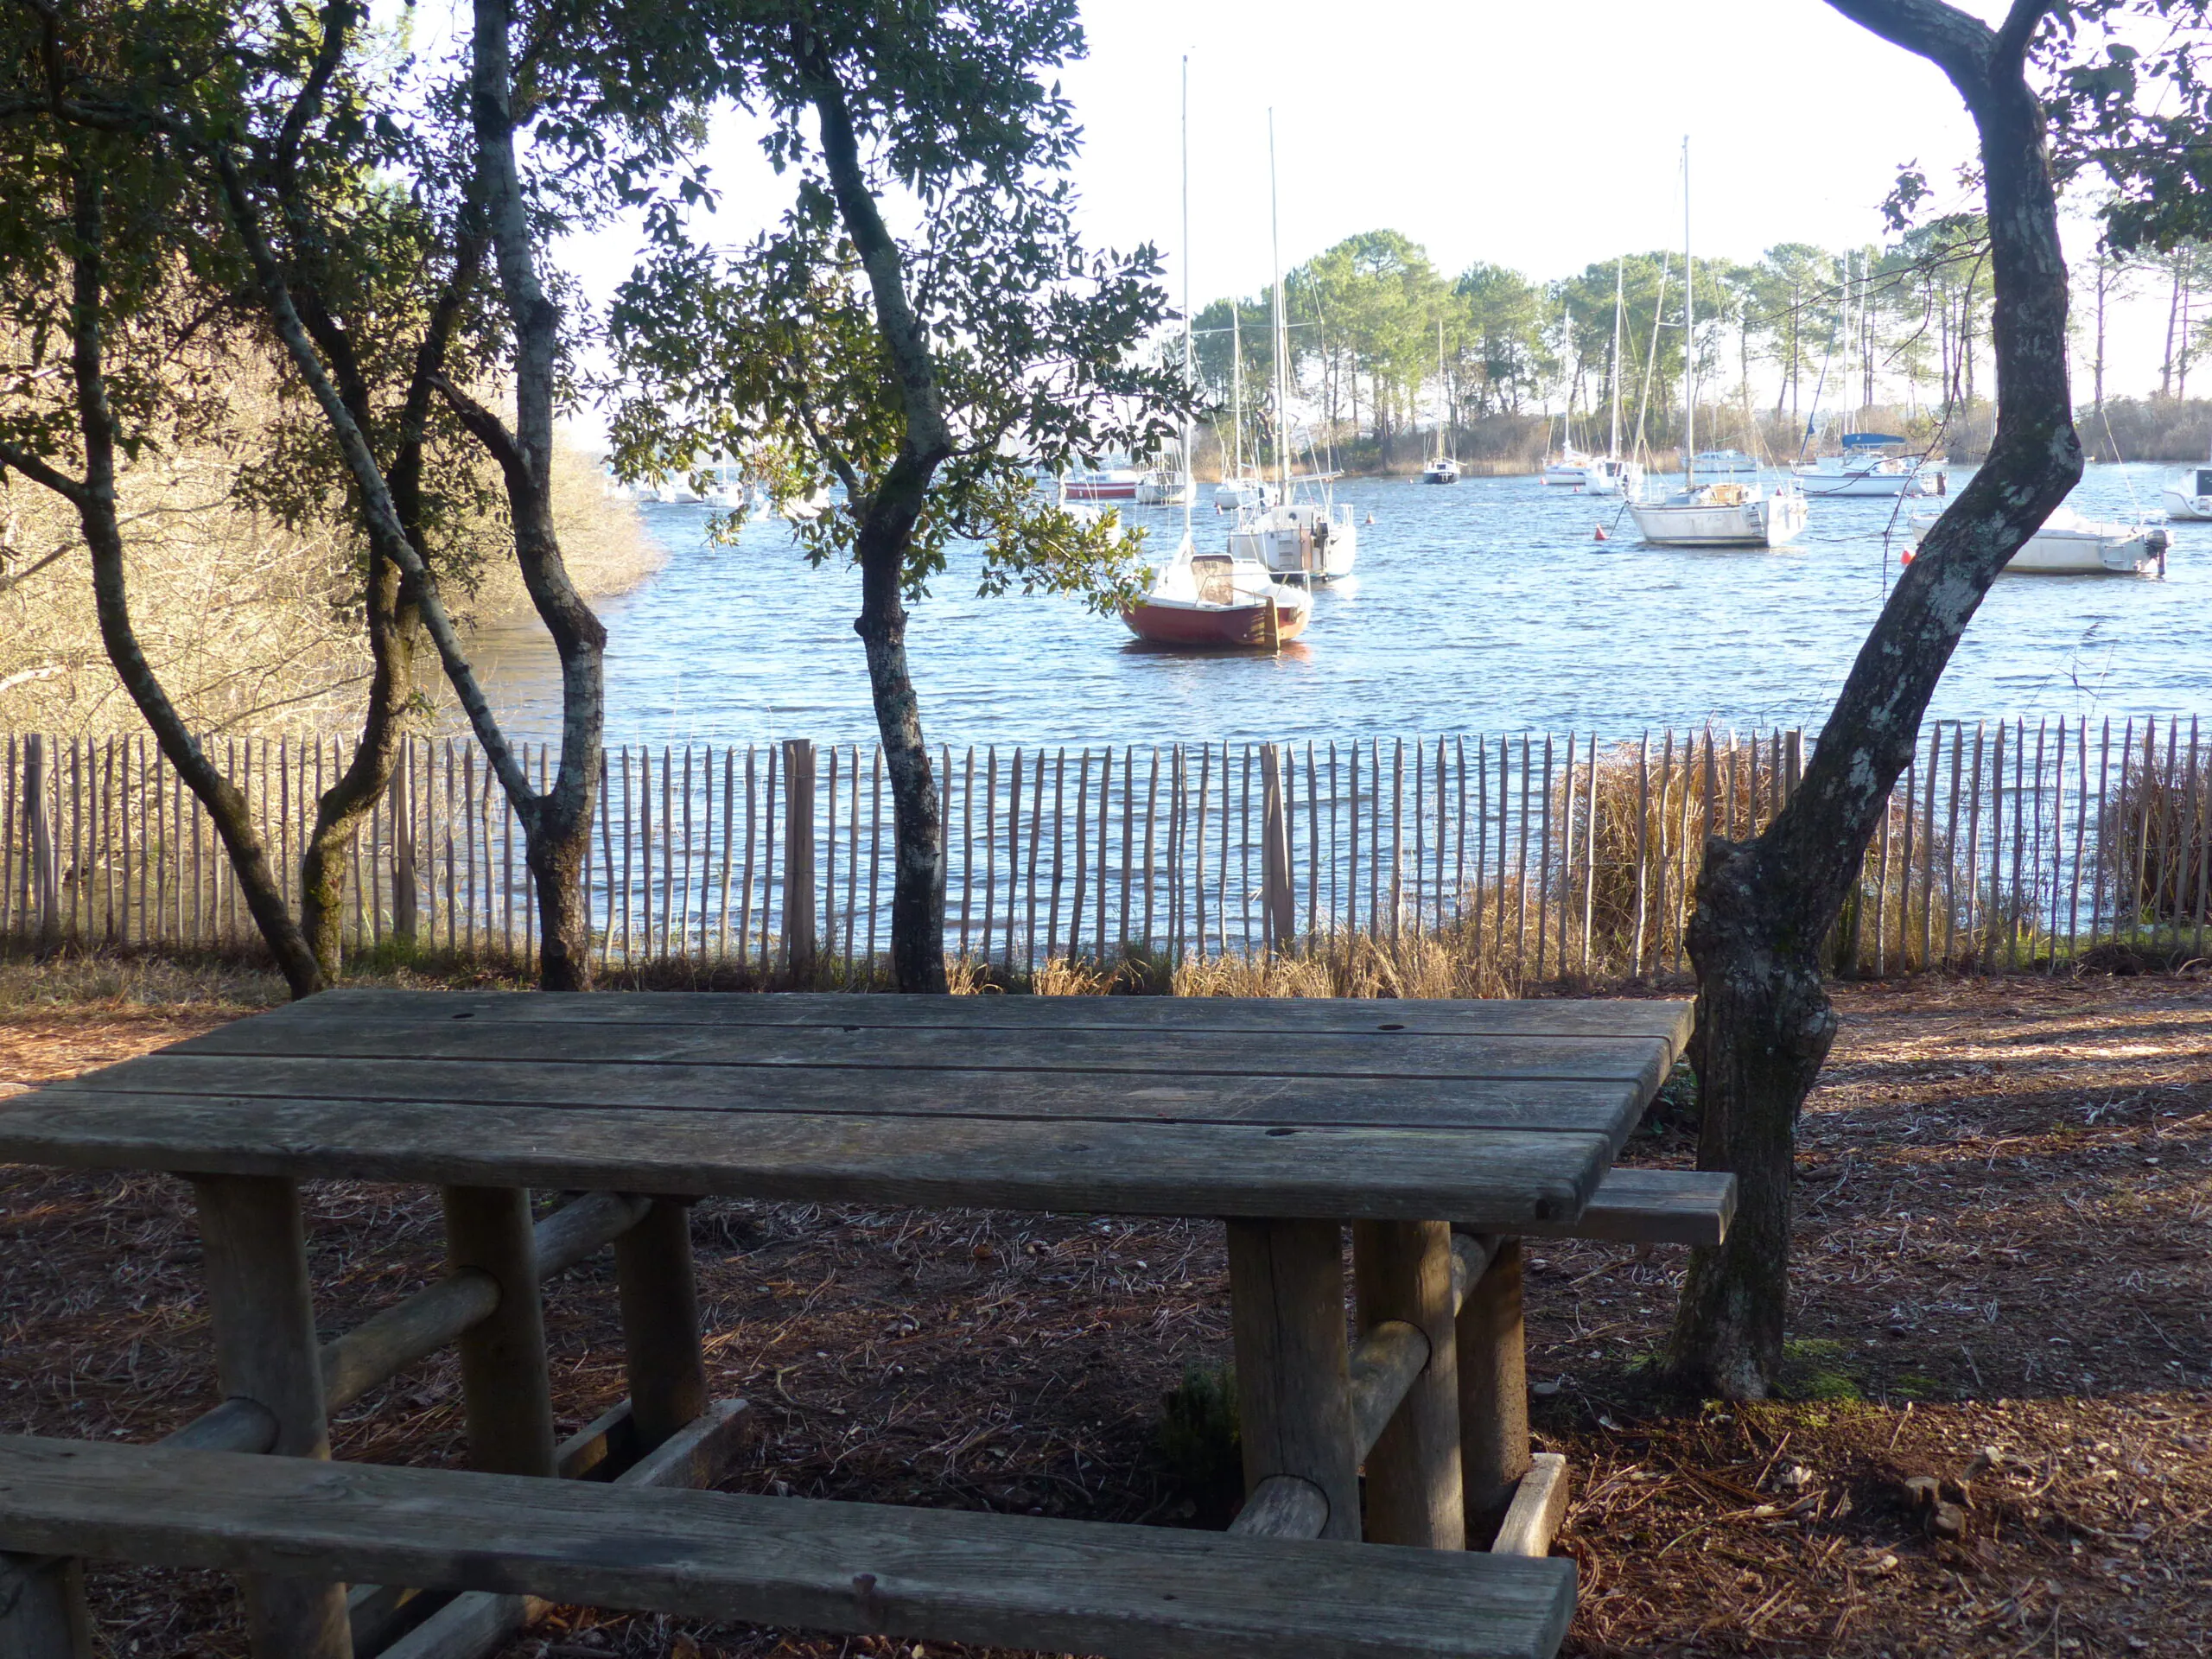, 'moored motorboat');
1904,506,2170,575
1690,448,1760,478
1060,469,1142,503
1122,541,1310,649
2163,461,2212,522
